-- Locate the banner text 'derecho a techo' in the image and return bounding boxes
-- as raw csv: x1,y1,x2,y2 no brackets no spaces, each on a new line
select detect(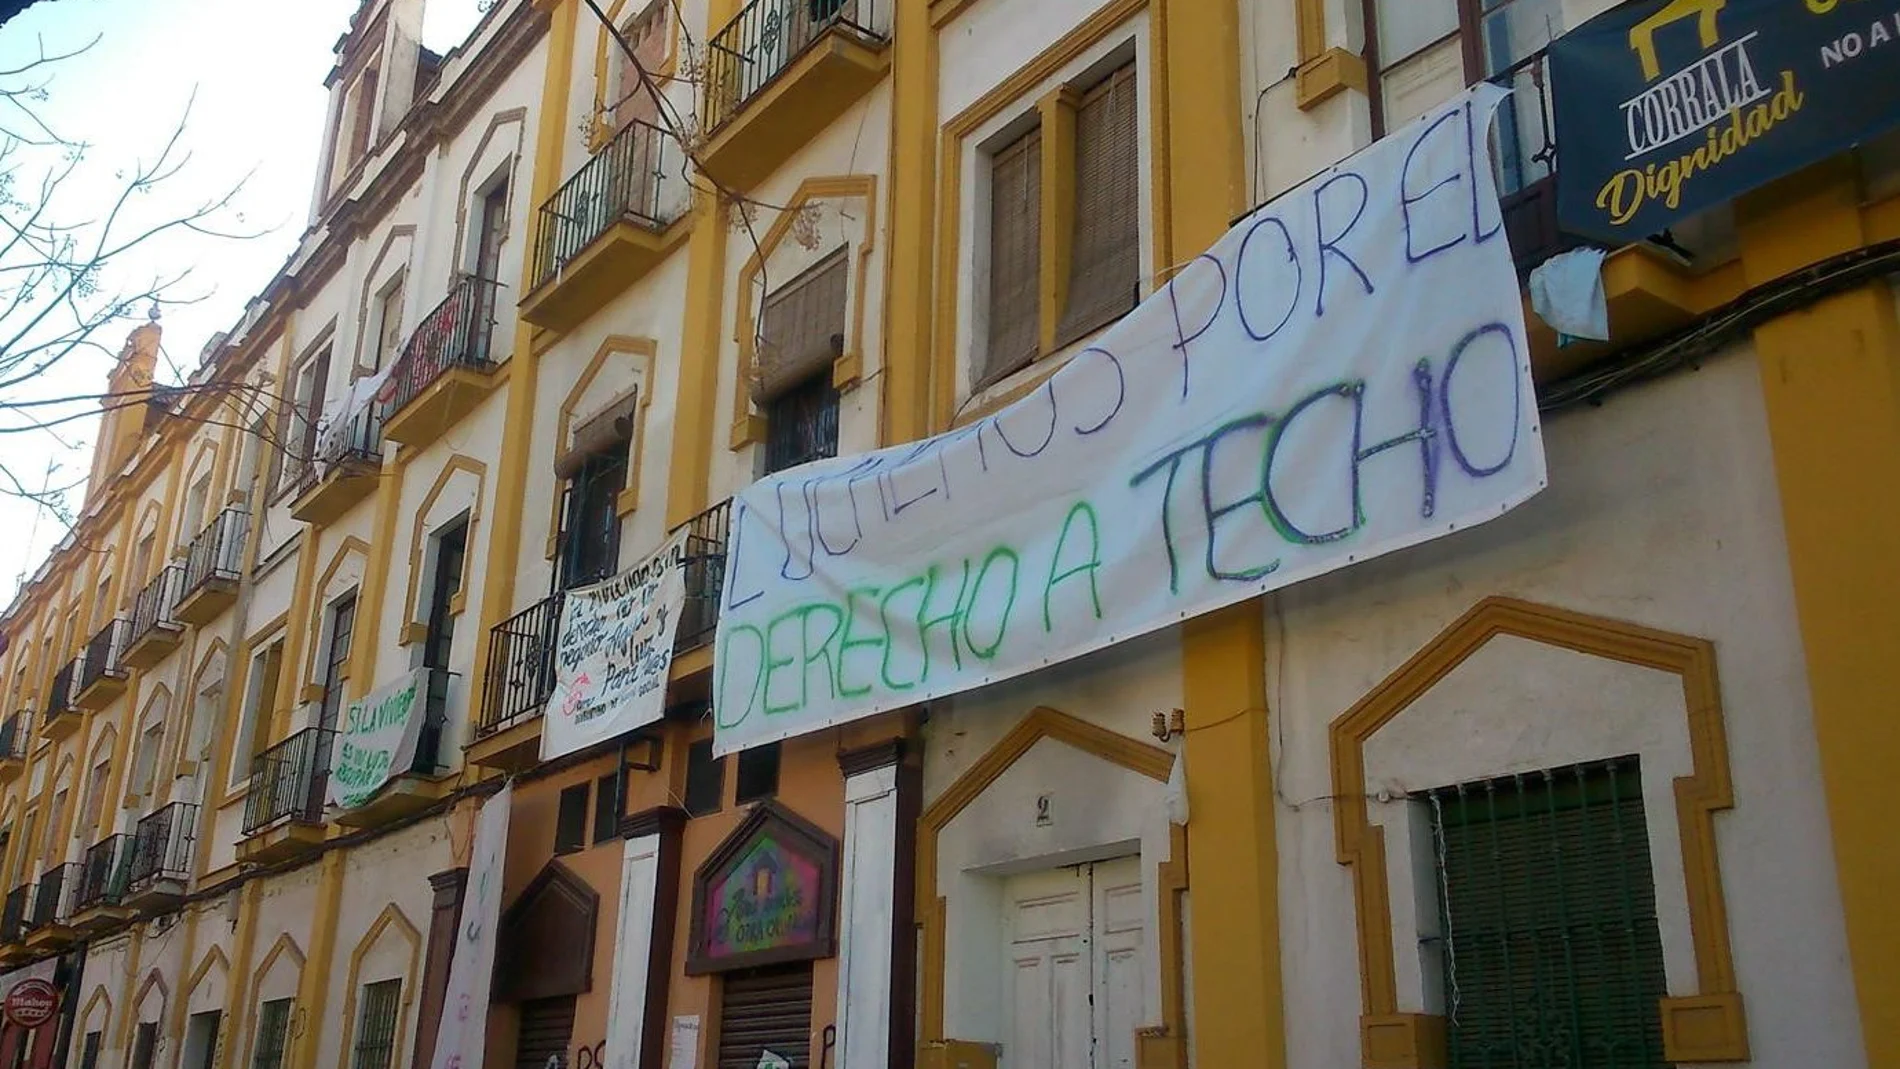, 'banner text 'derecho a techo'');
712,84,1545,755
